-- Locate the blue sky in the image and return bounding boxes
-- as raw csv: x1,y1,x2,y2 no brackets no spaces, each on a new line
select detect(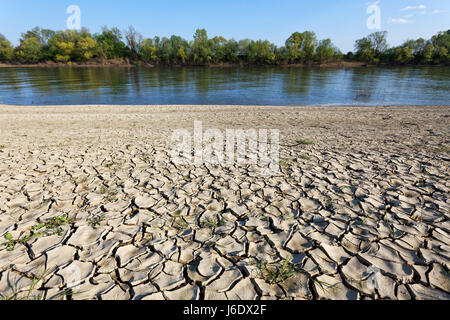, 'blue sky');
0,0,449,52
